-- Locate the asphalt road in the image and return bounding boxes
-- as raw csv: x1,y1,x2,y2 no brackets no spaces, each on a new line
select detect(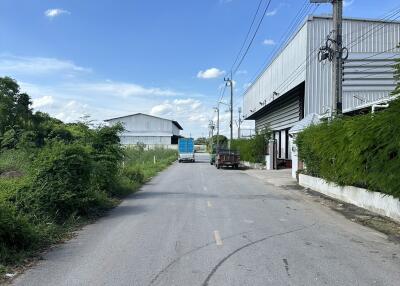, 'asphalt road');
13,153,400,286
